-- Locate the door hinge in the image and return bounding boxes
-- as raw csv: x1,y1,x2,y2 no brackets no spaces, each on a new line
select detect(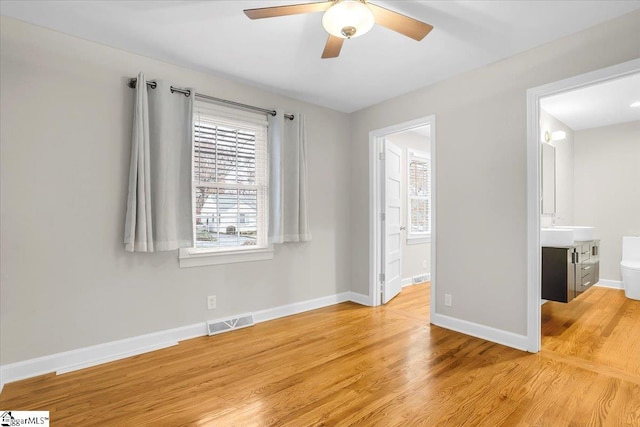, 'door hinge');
379,273,385,283
379,152,385,161
380,212,385,221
